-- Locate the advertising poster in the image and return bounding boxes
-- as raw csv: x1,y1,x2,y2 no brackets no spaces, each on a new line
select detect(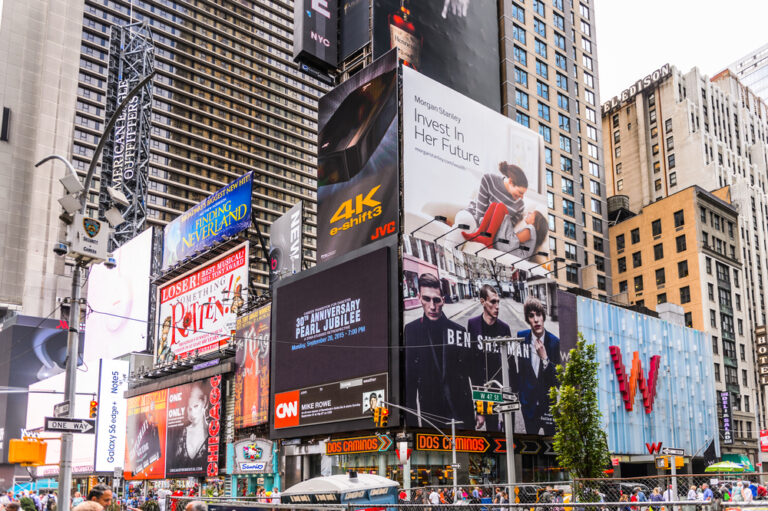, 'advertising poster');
293,0,338,69
124,389,167,480
340,0,371,61
273,248,390,430
269,202,303,281
373,0,500,111
94,359,129,473
162,172,252,270
404,266,576,435
402,66,546,265
165,375,223,478
233,438,273,473
84,228,153,361
156,243,249,363
317,50,399,263
234,304,271,428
